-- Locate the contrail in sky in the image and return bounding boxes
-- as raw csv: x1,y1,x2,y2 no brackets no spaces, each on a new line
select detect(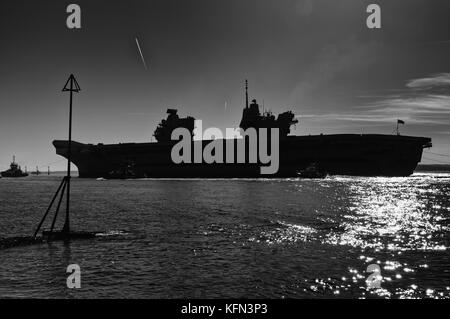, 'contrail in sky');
135,37,148,70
